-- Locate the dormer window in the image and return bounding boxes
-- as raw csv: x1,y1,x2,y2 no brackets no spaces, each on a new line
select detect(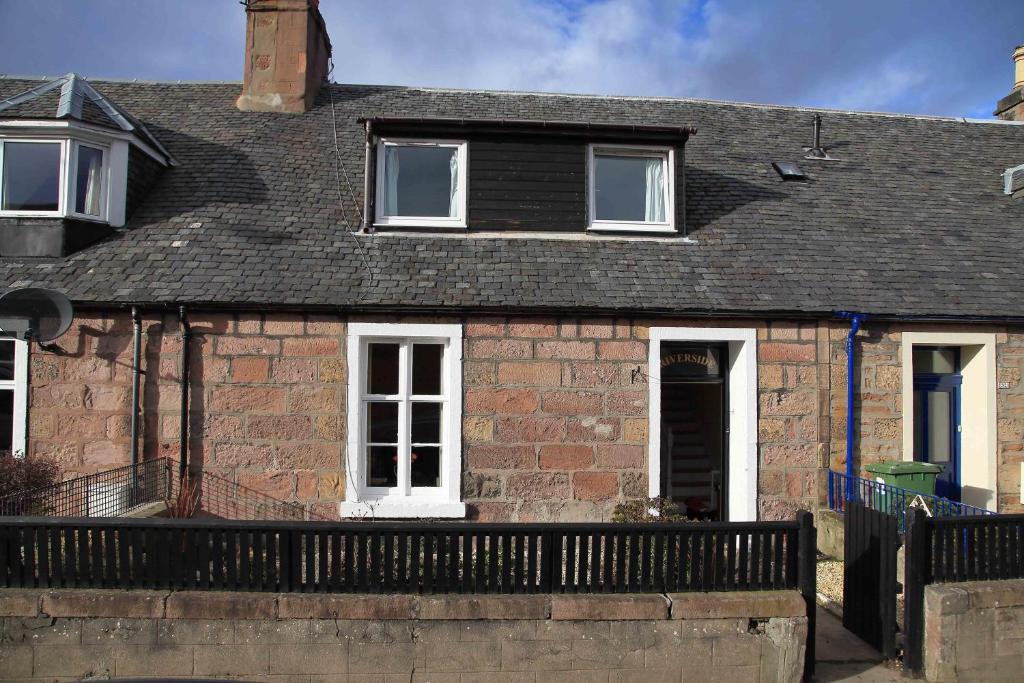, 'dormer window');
588,144,675,233
375,138,467,228
0,138,109,222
